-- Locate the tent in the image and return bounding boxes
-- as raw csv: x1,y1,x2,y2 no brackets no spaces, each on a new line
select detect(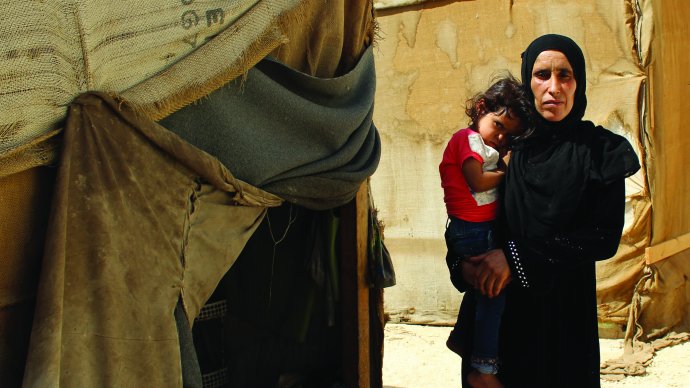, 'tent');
0,1,386,387
371,0,690,376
